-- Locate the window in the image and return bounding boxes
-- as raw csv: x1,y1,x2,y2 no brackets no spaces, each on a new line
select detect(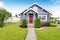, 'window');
42,16,46,20
38,15,47,21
